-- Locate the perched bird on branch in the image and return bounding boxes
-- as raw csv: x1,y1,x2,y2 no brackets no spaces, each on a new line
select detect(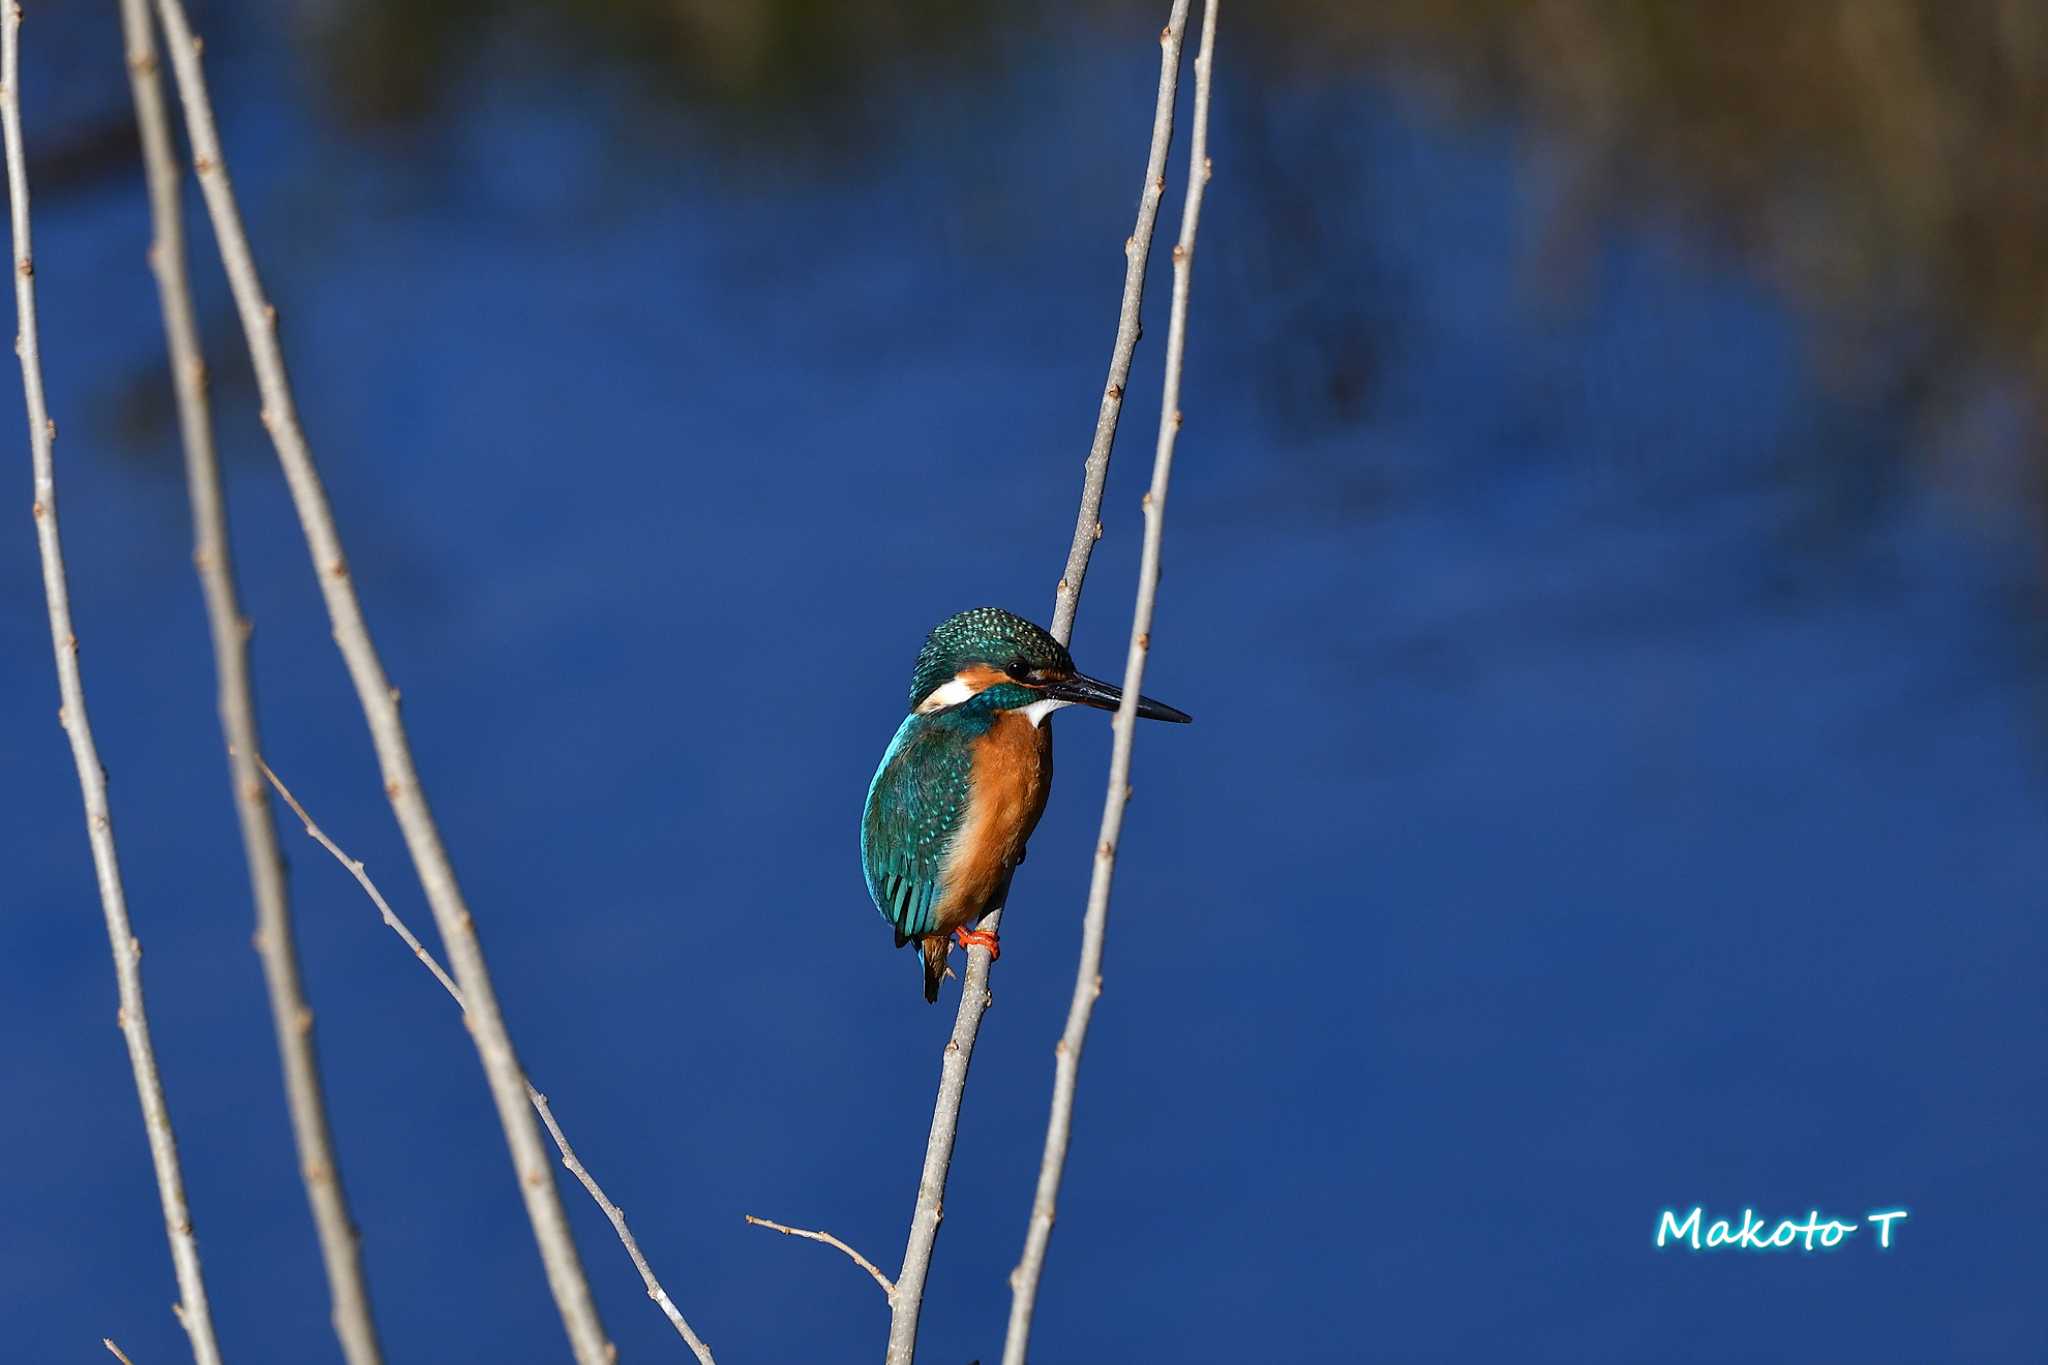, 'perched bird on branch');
862,607,1191,1001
